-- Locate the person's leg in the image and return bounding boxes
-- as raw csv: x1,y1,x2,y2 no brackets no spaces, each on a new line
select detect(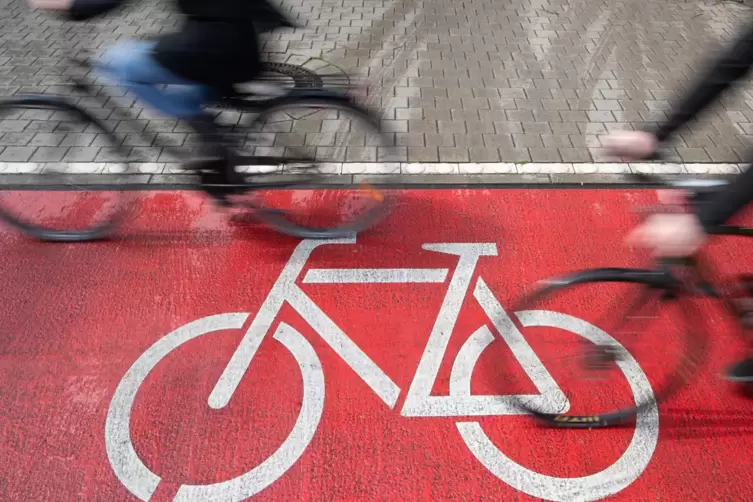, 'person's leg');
98,40,246,191
99,40,214,118
98,40,238,183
